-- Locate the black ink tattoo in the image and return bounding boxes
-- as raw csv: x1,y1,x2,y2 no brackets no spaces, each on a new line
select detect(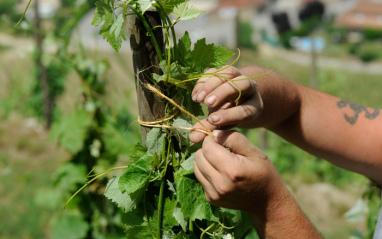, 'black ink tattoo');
337,100,380,125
